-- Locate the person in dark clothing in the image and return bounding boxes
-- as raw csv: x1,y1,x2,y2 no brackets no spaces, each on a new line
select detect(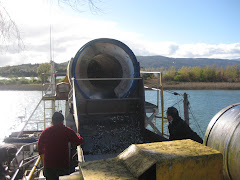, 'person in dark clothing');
37,111,84,180
0,144,17,179
166,107,203,143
